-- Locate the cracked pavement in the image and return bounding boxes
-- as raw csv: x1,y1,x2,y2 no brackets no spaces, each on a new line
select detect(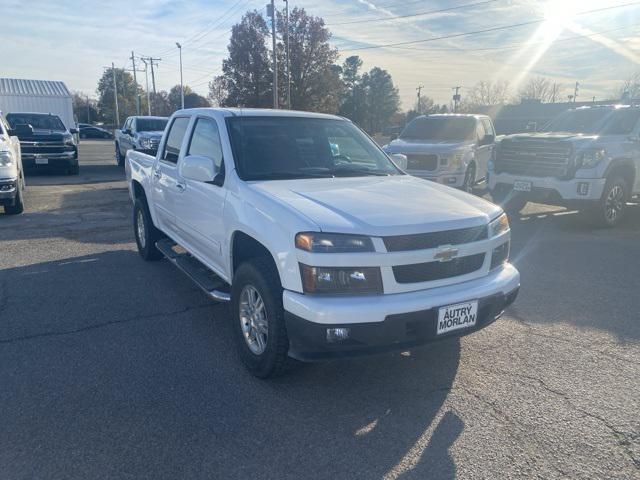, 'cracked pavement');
0,140,638,479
